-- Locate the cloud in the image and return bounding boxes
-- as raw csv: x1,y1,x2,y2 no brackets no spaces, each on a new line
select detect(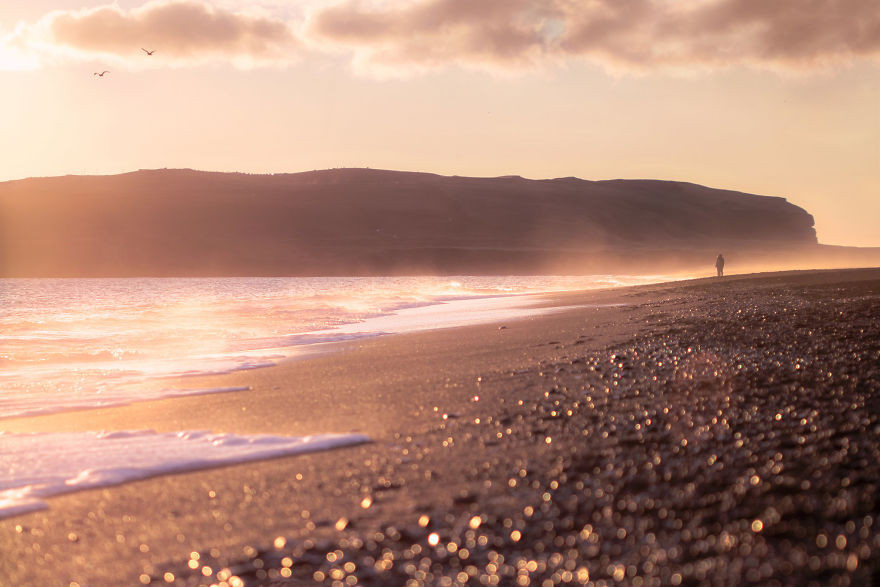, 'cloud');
307,0,559,74
3,0,878,74
561,0,880,70
308,0,880,74
2,0,301,68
